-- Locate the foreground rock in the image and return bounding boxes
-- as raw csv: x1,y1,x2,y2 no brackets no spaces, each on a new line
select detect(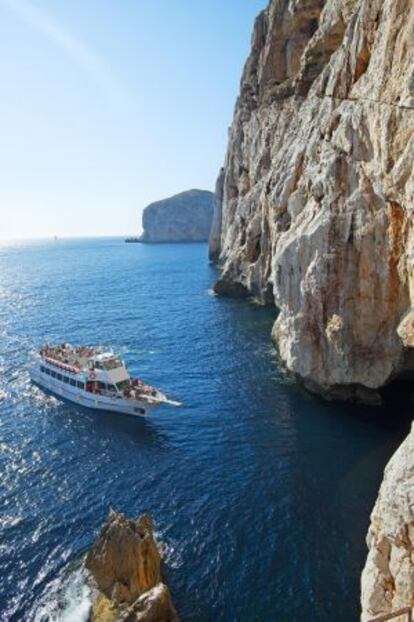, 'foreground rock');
210,0,414,401
139,189,214,243
85,511,179,622
361,425,414,621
